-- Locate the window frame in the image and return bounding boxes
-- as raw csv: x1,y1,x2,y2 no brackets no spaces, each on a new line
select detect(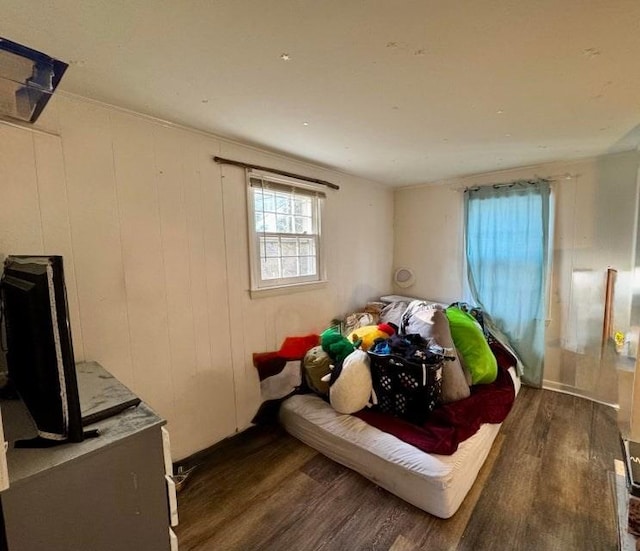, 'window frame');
246,169,327,296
